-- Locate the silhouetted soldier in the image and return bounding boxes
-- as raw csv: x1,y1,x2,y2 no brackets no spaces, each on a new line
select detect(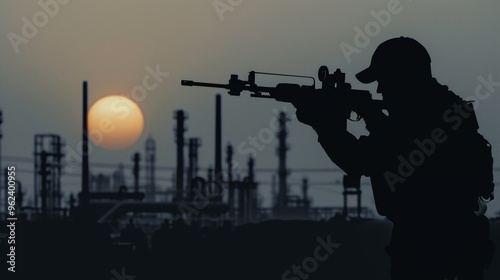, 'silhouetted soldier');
292,36,495,280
